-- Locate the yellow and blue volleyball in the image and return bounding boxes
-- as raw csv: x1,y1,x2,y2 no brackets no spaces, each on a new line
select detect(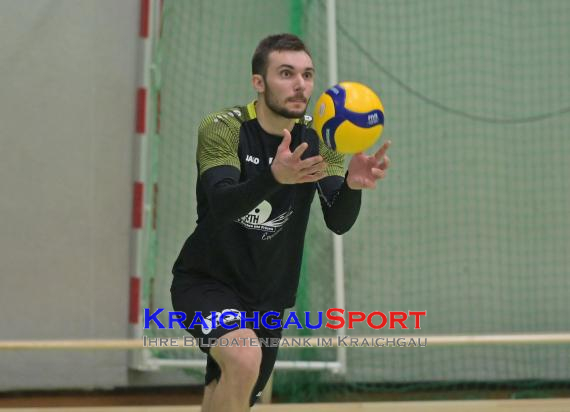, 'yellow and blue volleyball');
312,82,384,154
